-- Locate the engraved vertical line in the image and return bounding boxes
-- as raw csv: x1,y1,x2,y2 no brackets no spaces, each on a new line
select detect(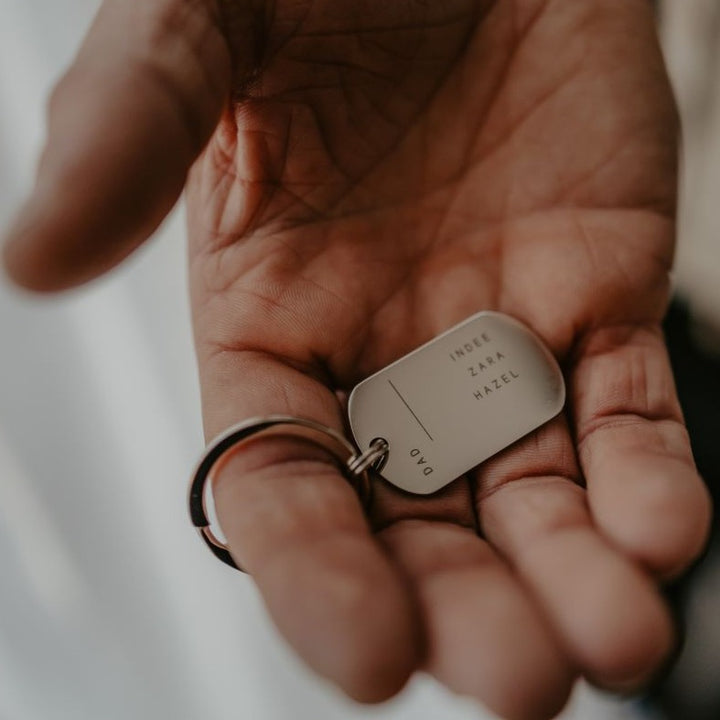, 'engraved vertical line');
387,379,434,442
